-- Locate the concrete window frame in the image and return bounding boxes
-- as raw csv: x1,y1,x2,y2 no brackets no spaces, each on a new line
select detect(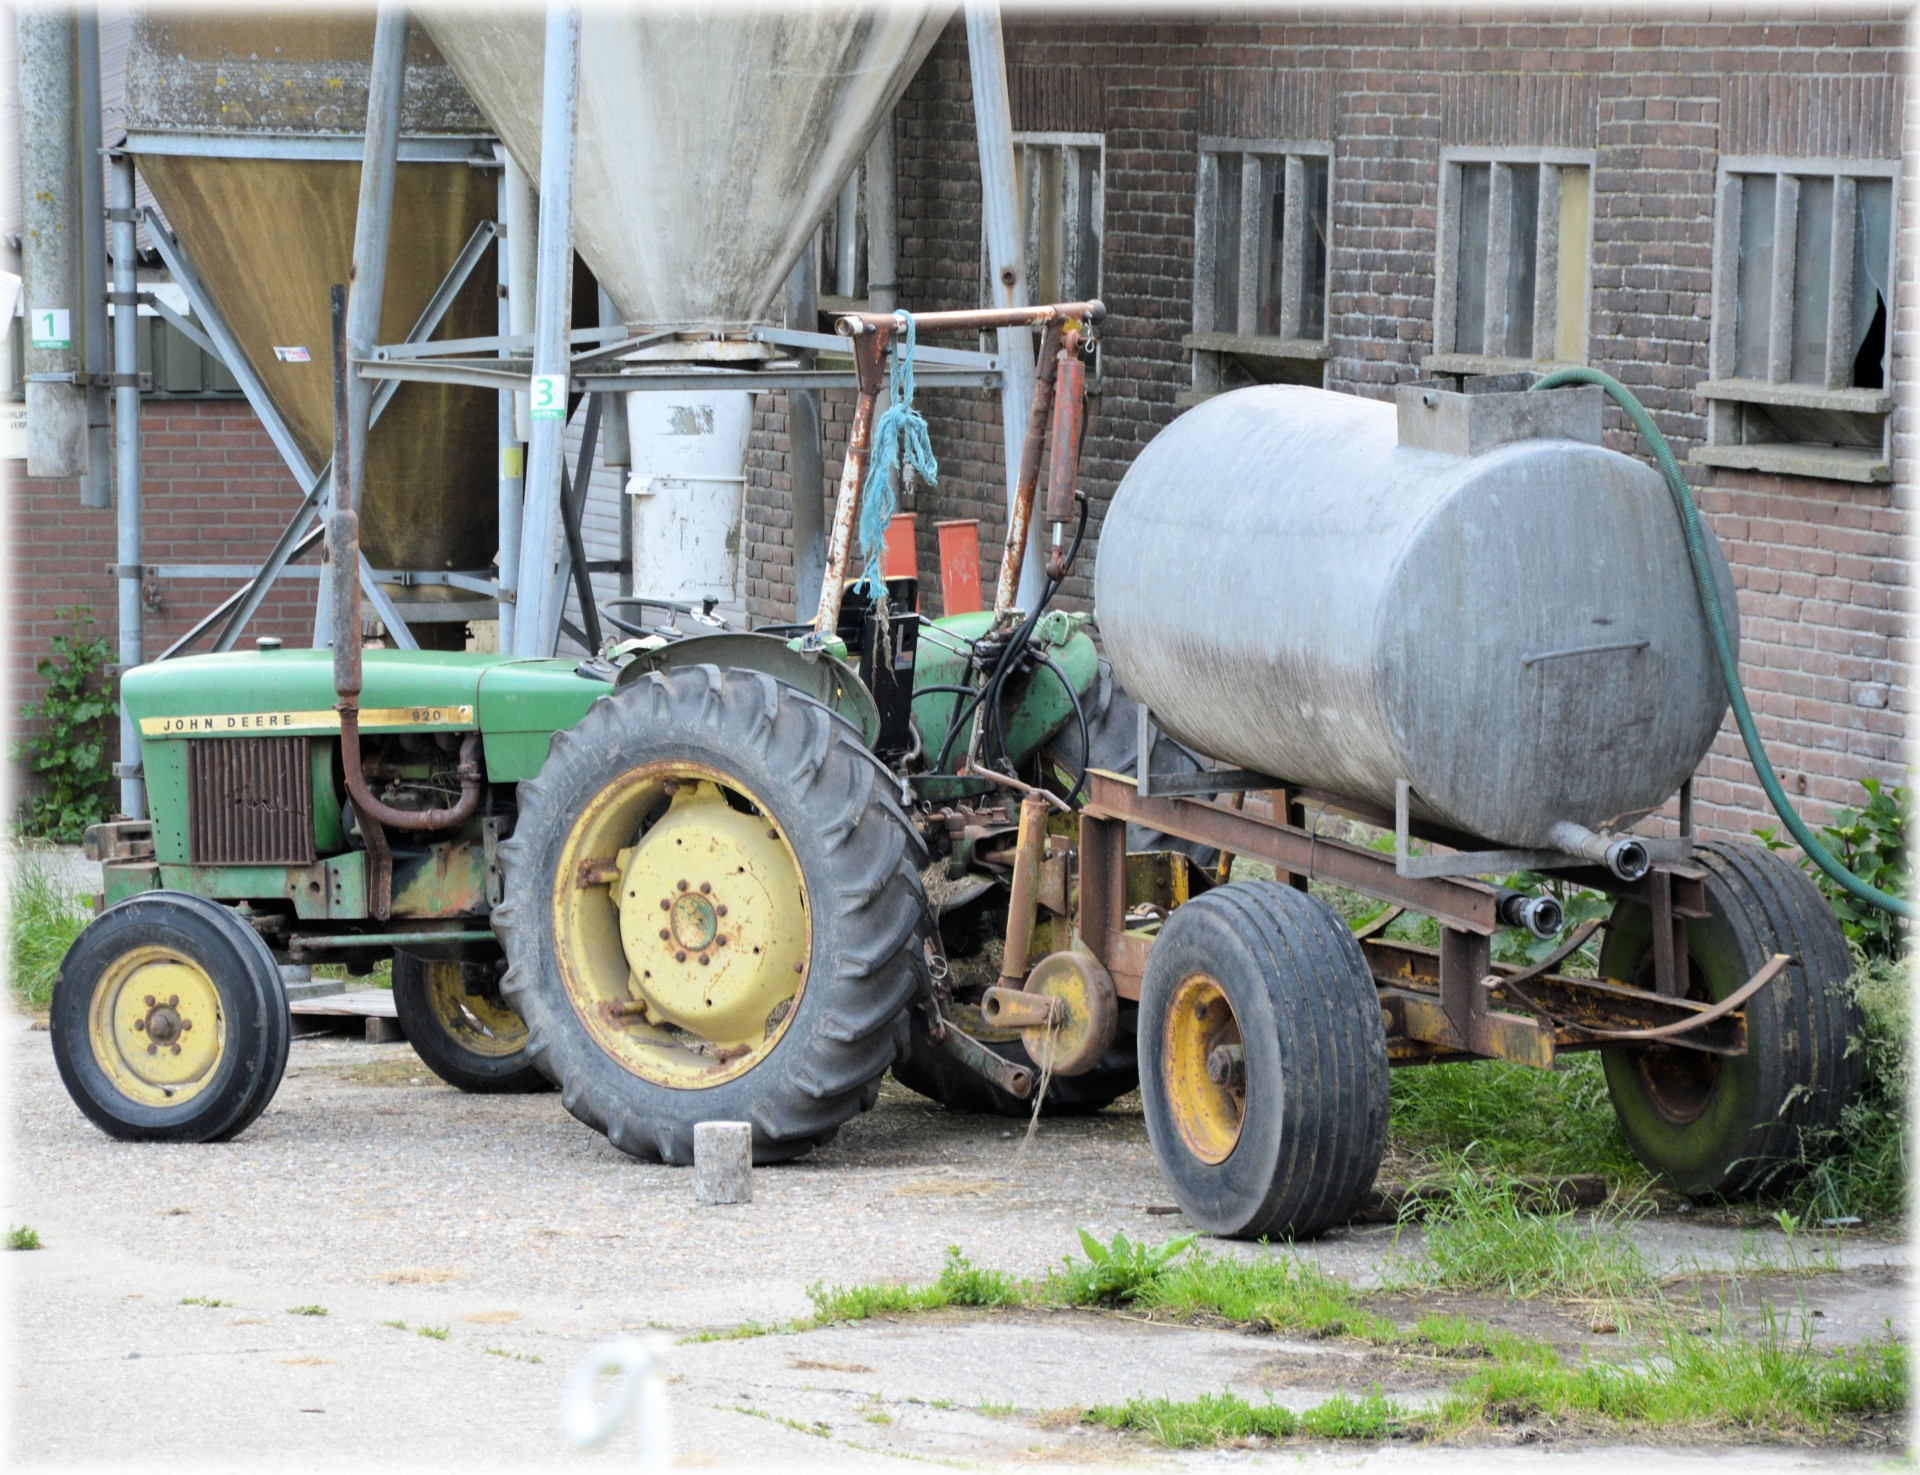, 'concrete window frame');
1182,136,1334,405
1427,146,1594,380
1696,154,1898,486
980,131,1105,373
